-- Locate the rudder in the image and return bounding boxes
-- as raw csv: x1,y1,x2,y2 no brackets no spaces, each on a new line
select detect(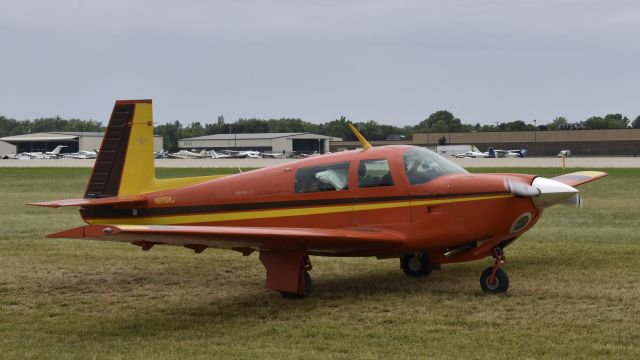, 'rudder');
84,100,155,198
